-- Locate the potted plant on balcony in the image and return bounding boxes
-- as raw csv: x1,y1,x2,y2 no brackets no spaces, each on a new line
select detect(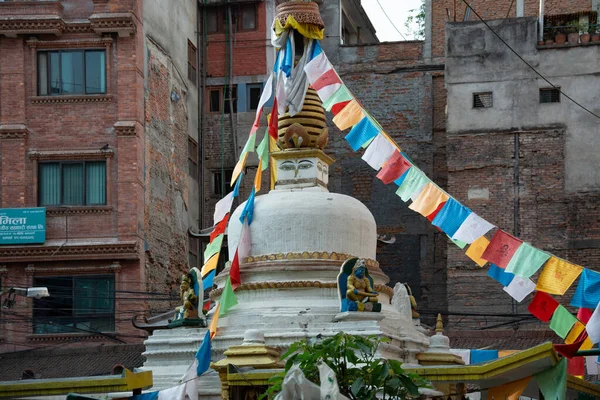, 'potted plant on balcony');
554,21,567,44
545,27,556,45
566,20,580,44
580,22,591,44
591,23,600,42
